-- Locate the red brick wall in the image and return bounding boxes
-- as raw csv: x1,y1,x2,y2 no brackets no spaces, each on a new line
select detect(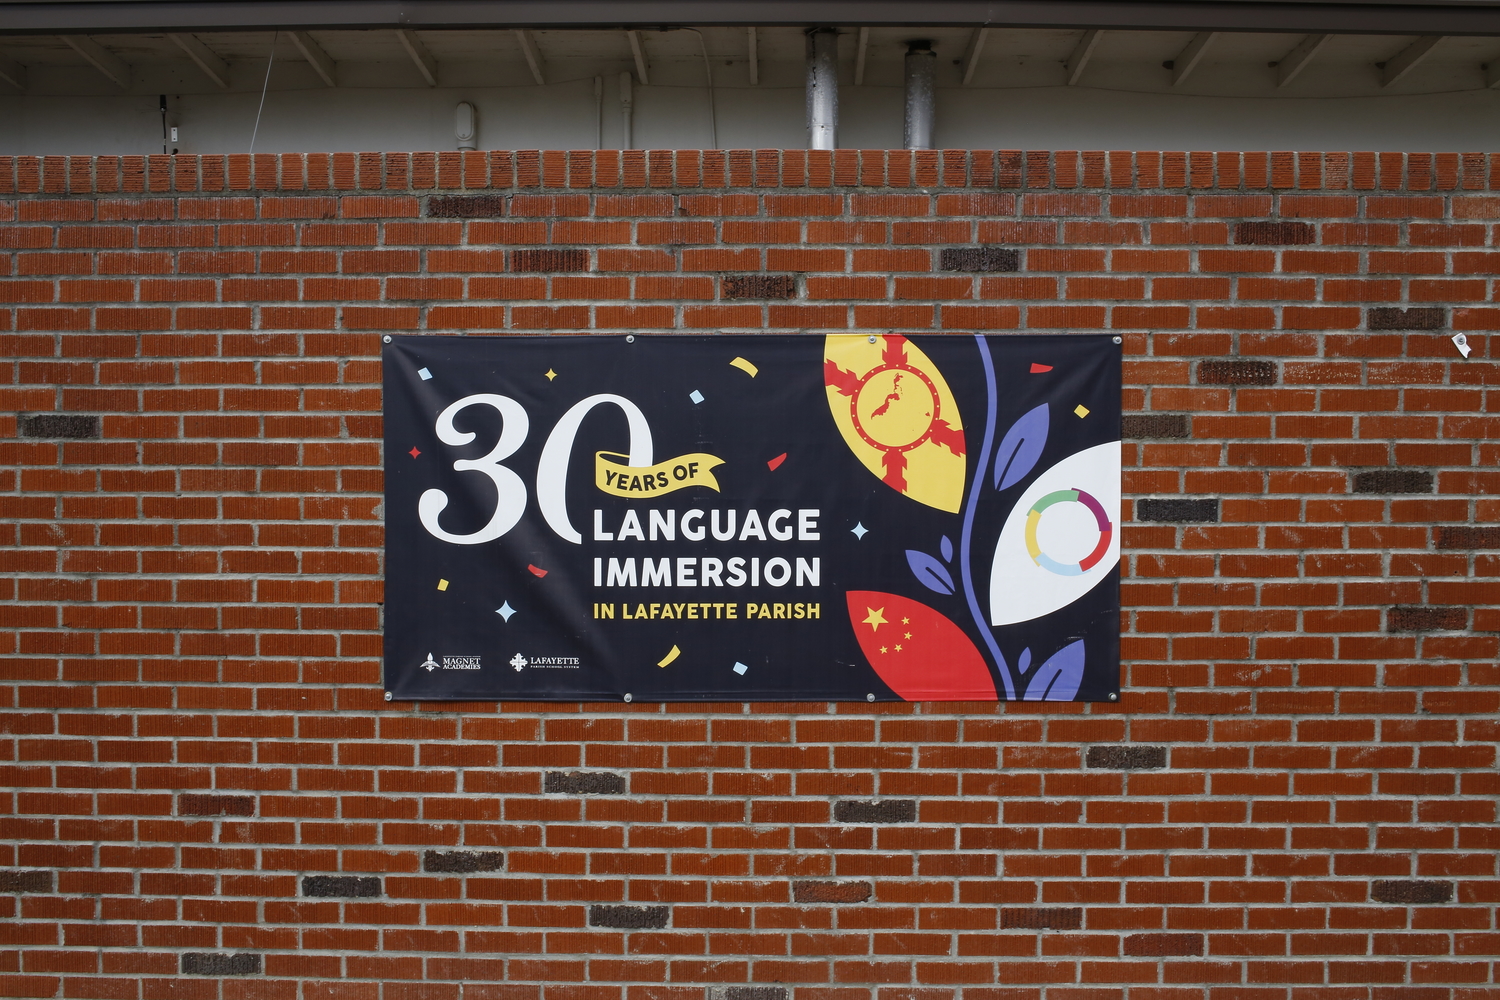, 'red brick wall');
2,149,1498,1000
